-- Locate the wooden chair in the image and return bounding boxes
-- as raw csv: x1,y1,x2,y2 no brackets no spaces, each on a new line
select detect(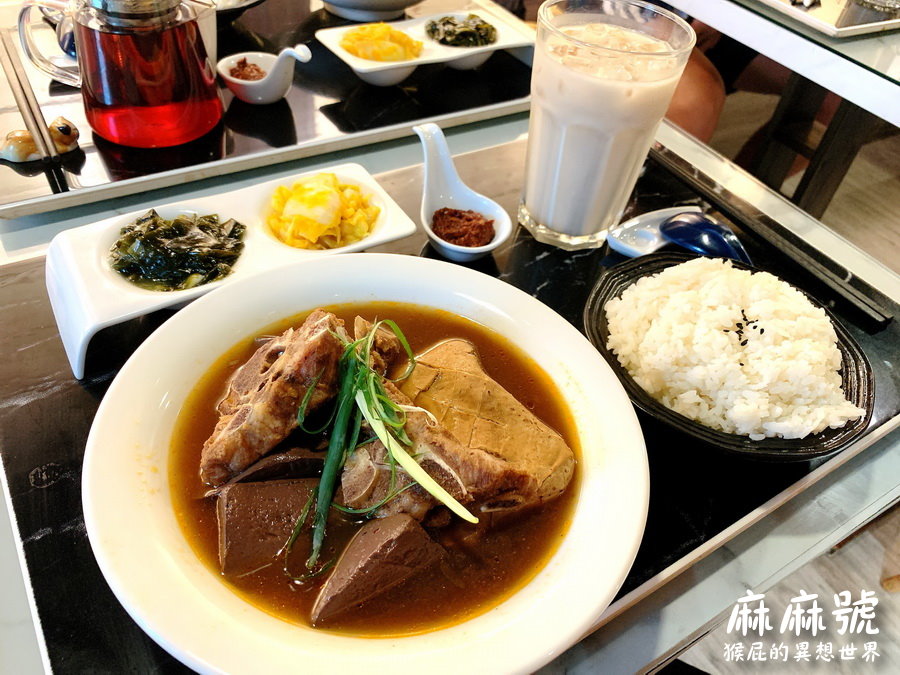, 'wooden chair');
750,73,896,219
